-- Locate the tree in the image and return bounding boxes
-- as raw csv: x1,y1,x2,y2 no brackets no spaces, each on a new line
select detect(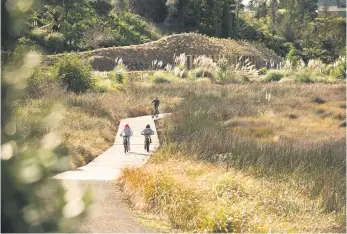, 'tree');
1,1,91,232
269,0,279,34
221,0,237,38
250,0,268,19
44,5,64,32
